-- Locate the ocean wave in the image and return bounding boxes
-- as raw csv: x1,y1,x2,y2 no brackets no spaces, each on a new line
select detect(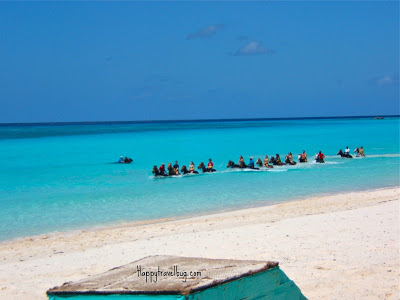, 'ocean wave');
150,173,208,179
221,168,265,173
365,154,400,158
309,161,339,165
324,153,399,159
